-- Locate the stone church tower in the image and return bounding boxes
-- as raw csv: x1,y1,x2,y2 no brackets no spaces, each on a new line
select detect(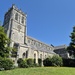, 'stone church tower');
3,5,29,62
3,4,27,44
